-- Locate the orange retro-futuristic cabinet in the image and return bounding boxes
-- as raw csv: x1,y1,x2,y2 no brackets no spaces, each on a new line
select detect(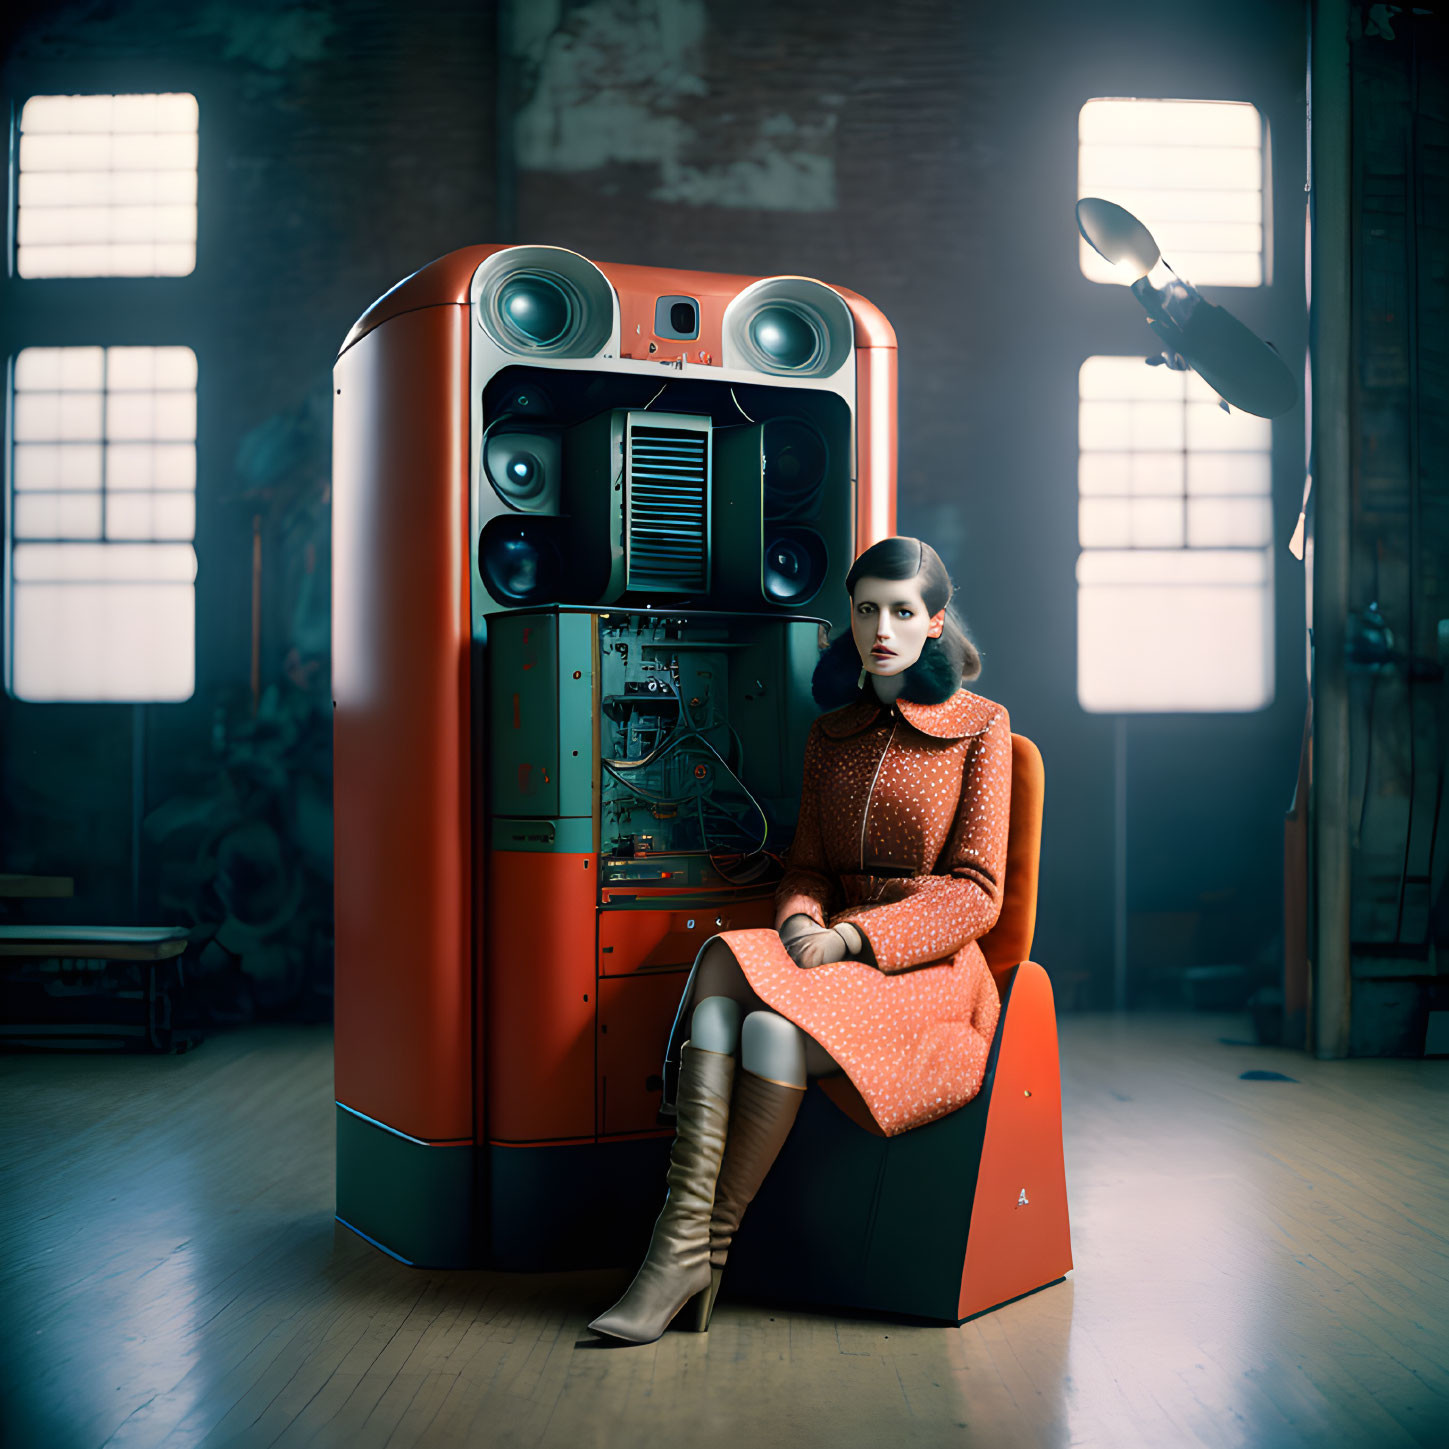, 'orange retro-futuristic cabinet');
332,245,897,1269
331,245,1071,1321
